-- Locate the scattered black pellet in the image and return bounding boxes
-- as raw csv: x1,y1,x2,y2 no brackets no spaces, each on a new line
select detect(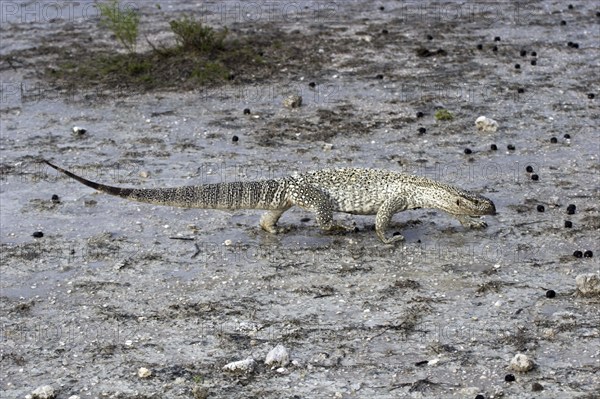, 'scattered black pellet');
526,165,534,173
379,6,385,10
584,250,593,258
597,11,600,17
376,74,384,79
573,43,579,48
475,395,485,399
560,20,567,25
494,36,501,41
531,174,539,181
588,93,595,99
537,205,545,212
477,44,483,50
232,135,239,142
550,137,558,143
414,360,429,366
418,127,427,134
532,382,544,392
51,194,60,203
531,60,537,66
573,250,583,258
515,64,521,69
568,4,573,9
564,220,573,228
490,144,498,151
567,41,573,47
464,148,472,154
243,108,251,115
32,231,44,238
381,29,388,34
517,88,525,93
505,374,516,382
427,34,433,40
520,50,527,56
531,51,537,56
416,111,424,118
492,45,498,52
308,82,316,88
567,204,576,214
564,133,571,139
546,290,556,298
507,144,515,150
